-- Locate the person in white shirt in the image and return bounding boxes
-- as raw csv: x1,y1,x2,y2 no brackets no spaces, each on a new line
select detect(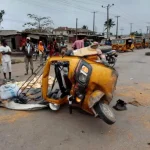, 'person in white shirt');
0,40,12,81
